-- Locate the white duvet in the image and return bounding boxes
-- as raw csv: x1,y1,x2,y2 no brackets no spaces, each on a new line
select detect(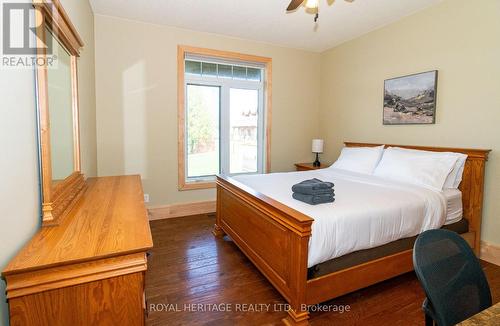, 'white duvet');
233,168,447,268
